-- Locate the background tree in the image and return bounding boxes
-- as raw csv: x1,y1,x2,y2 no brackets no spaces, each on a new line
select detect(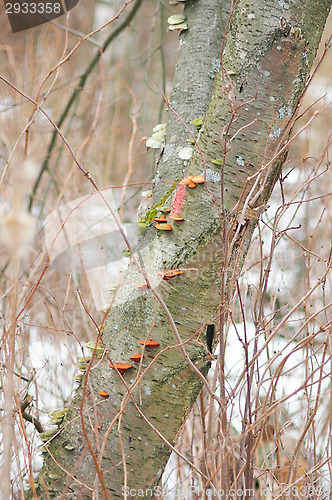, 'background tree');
0,0,331,498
